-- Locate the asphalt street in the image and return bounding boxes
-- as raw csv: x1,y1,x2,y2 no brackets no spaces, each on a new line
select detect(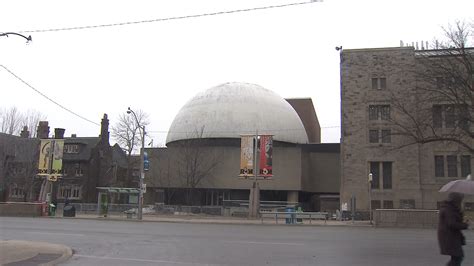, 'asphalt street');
1,217,473,266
